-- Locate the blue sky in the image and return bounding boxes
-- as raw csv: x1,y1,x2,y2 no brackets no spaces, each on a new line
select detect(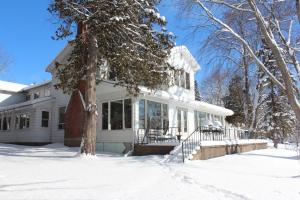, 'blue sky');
0,0,208,85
